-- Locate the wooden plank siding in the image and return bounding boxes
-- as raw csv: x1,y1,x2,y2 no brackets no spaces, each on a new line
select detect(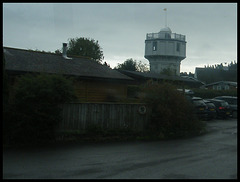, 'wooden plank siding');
59,103,151,132
74,80,129,102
